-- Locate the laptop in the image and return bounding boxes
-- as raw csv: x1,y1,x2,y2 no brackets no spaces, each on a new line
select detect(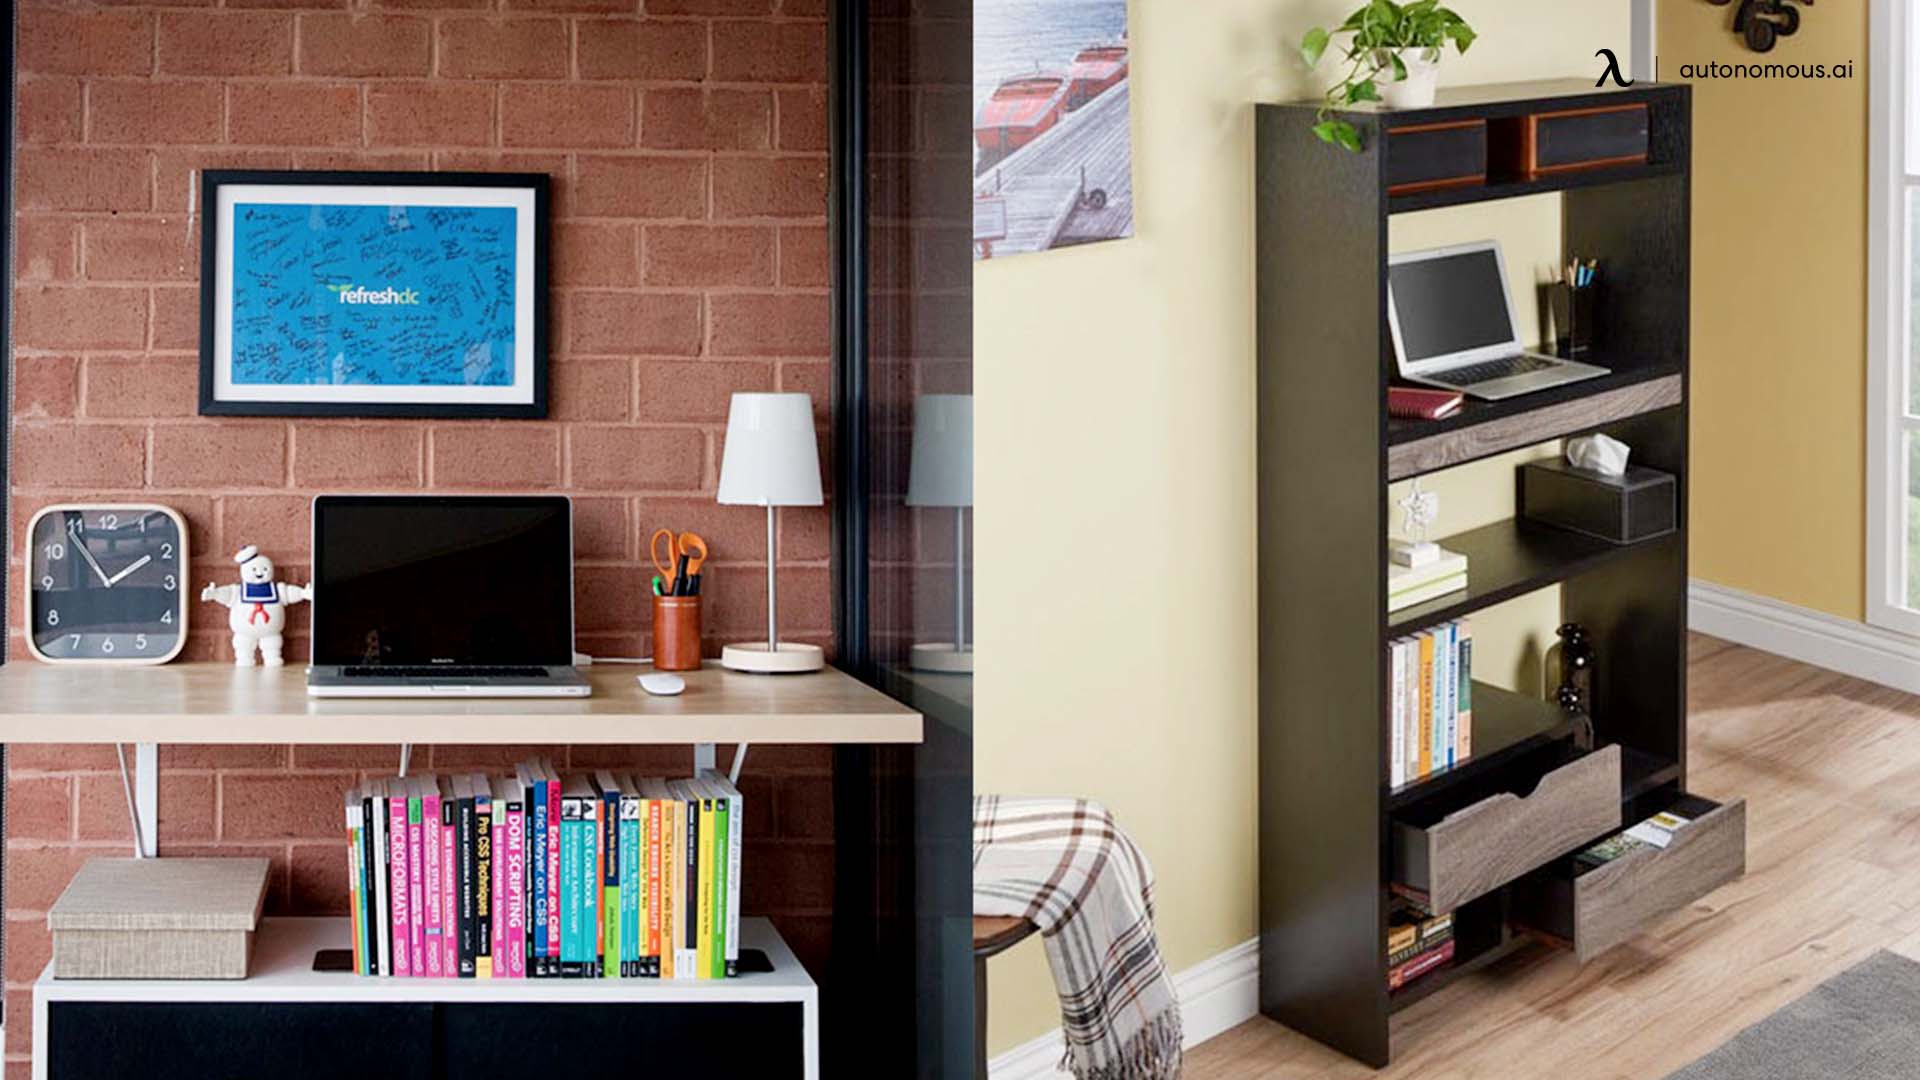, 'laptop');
1387,240,1610,401
307,495,591,698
